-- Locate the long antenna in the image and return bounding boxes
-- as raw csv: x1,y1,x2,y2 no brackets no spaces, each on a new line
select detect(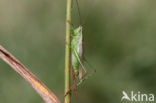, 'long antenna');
79,0,96,26
75,0,82,25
